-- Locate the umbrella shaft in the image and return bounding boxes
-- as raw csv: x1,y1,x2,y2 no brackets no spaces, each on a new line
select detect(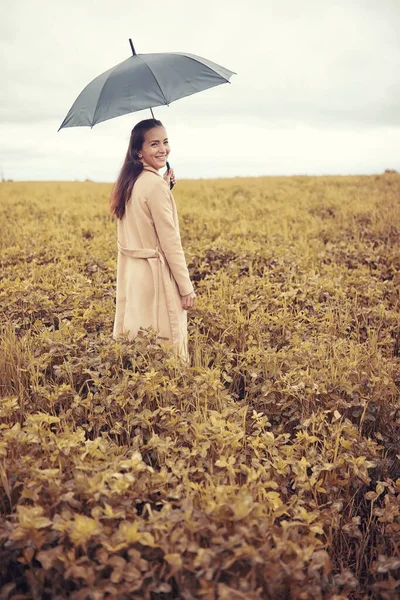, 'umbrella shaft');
129,39,136,55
